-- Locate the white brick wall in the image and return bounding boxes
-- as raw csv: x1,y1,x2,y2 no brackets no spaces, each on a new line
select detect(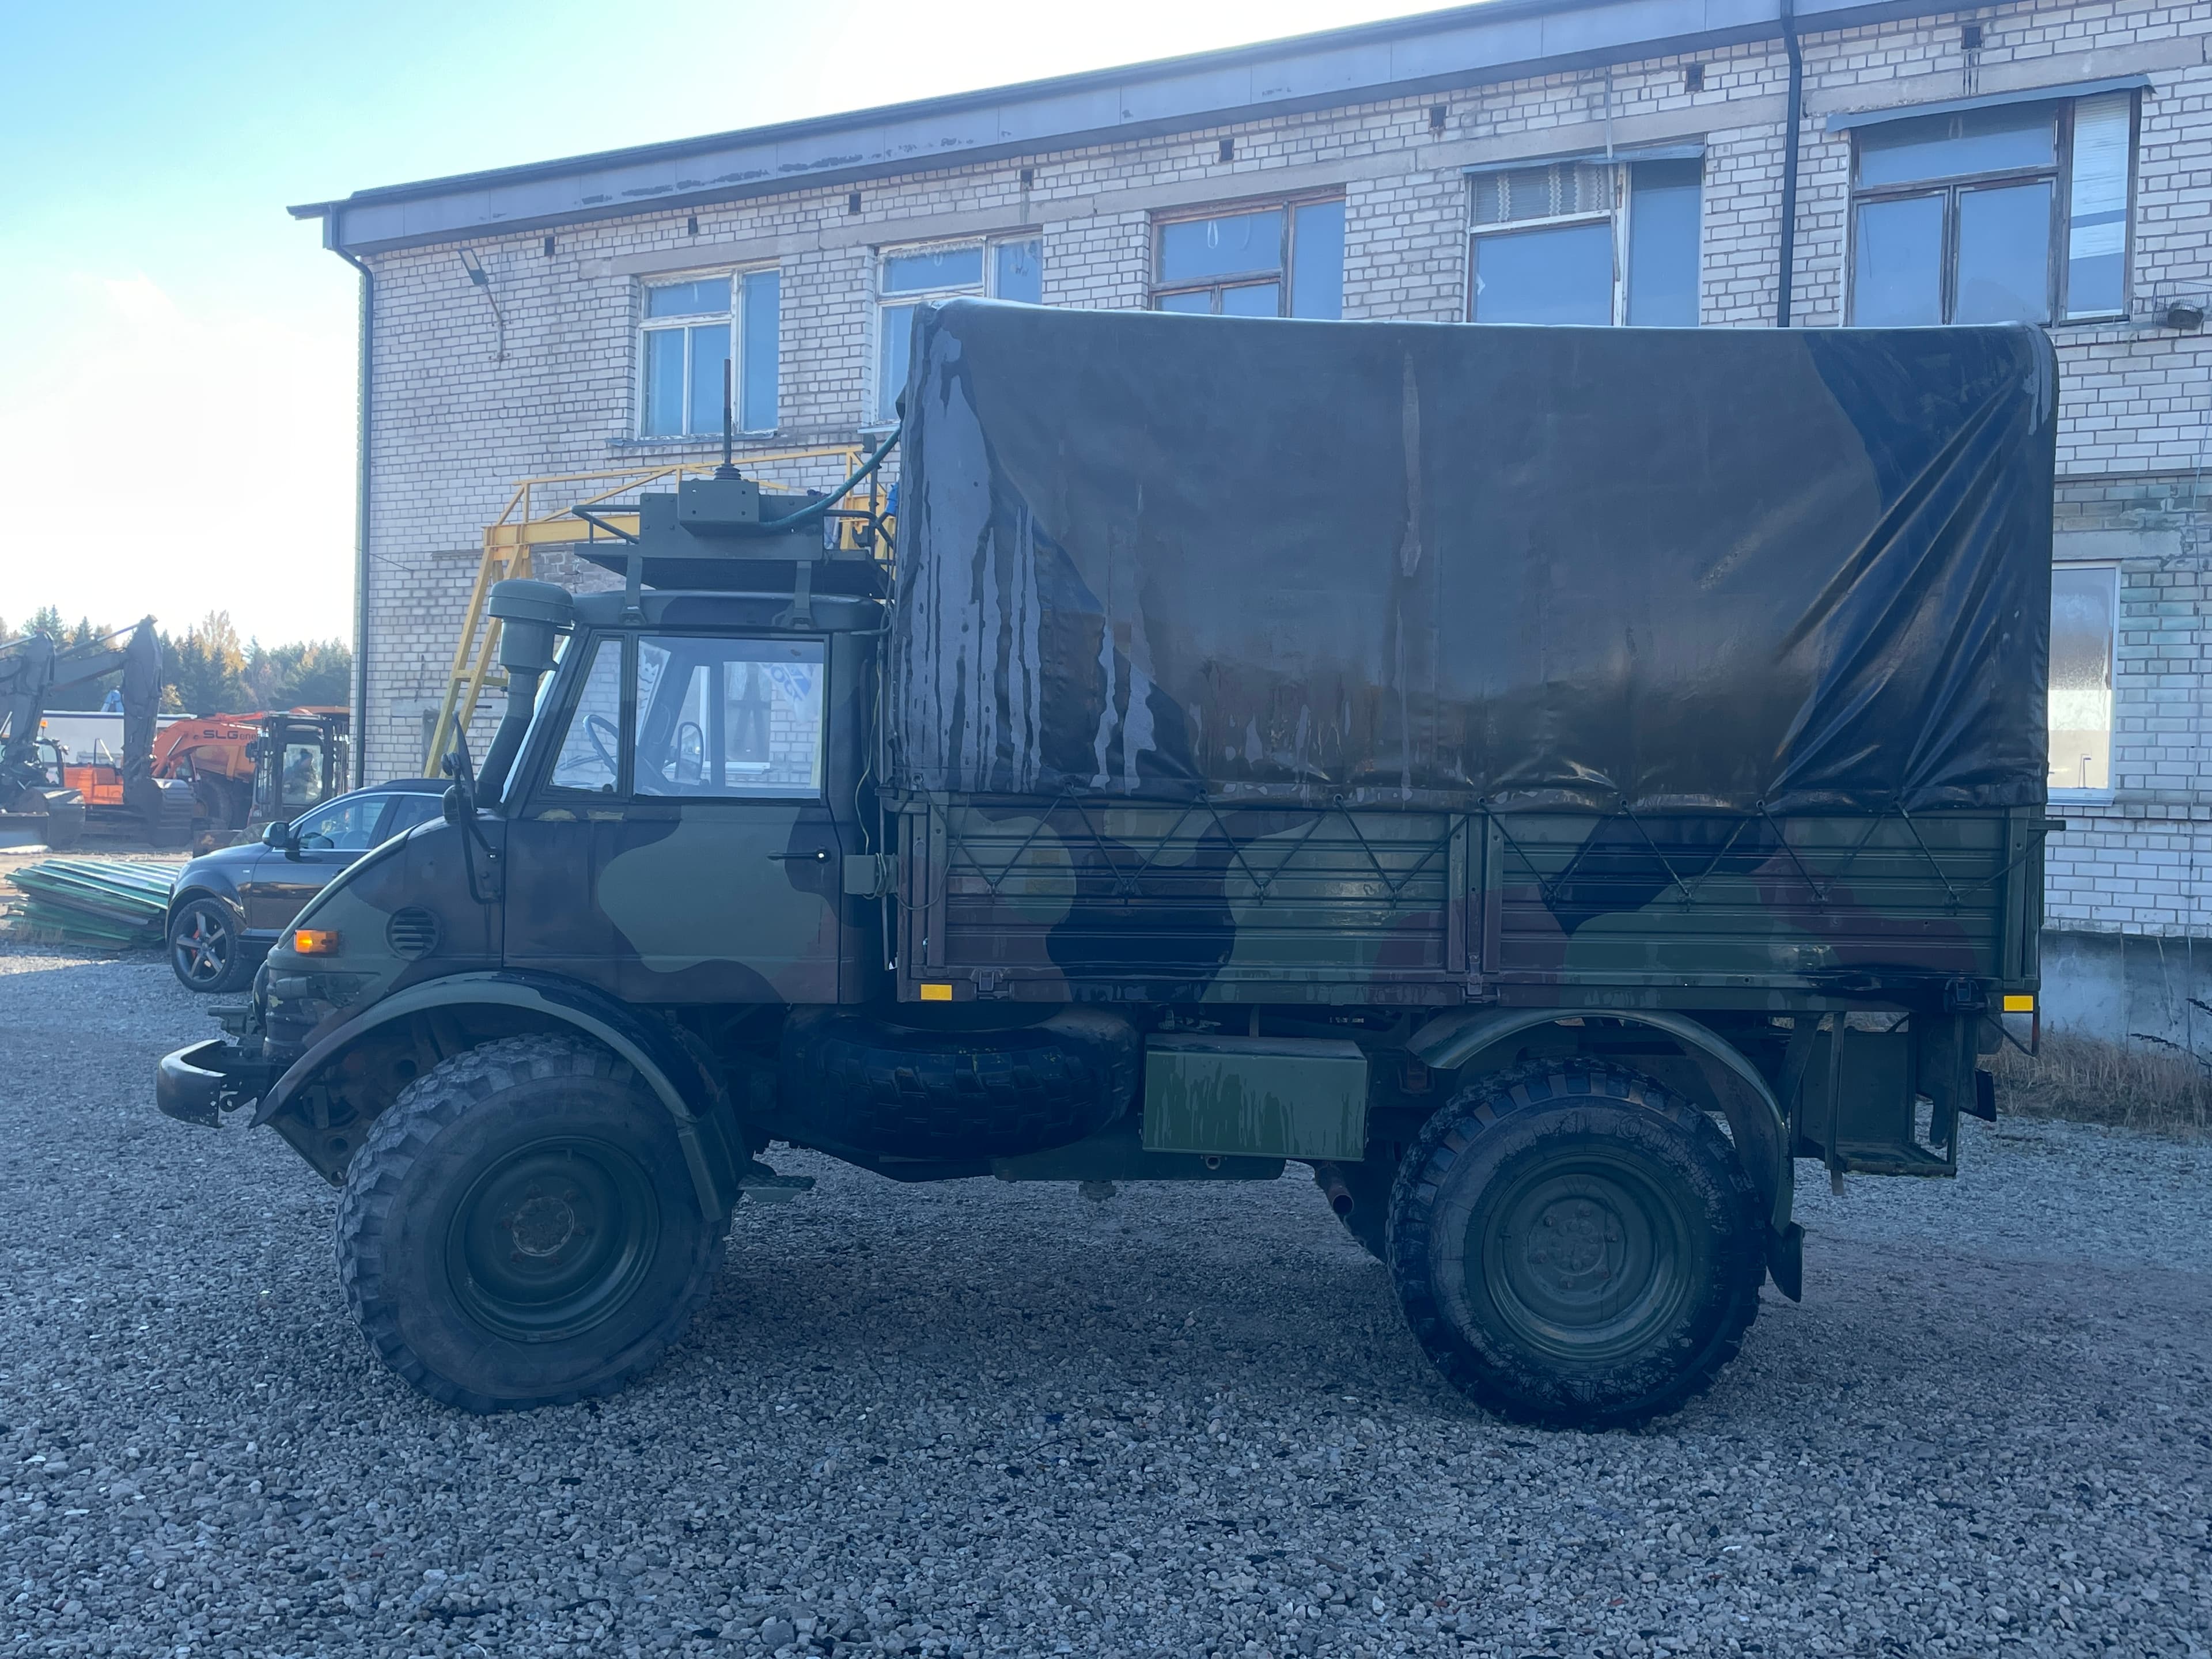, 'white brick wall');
355,0,2212,954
